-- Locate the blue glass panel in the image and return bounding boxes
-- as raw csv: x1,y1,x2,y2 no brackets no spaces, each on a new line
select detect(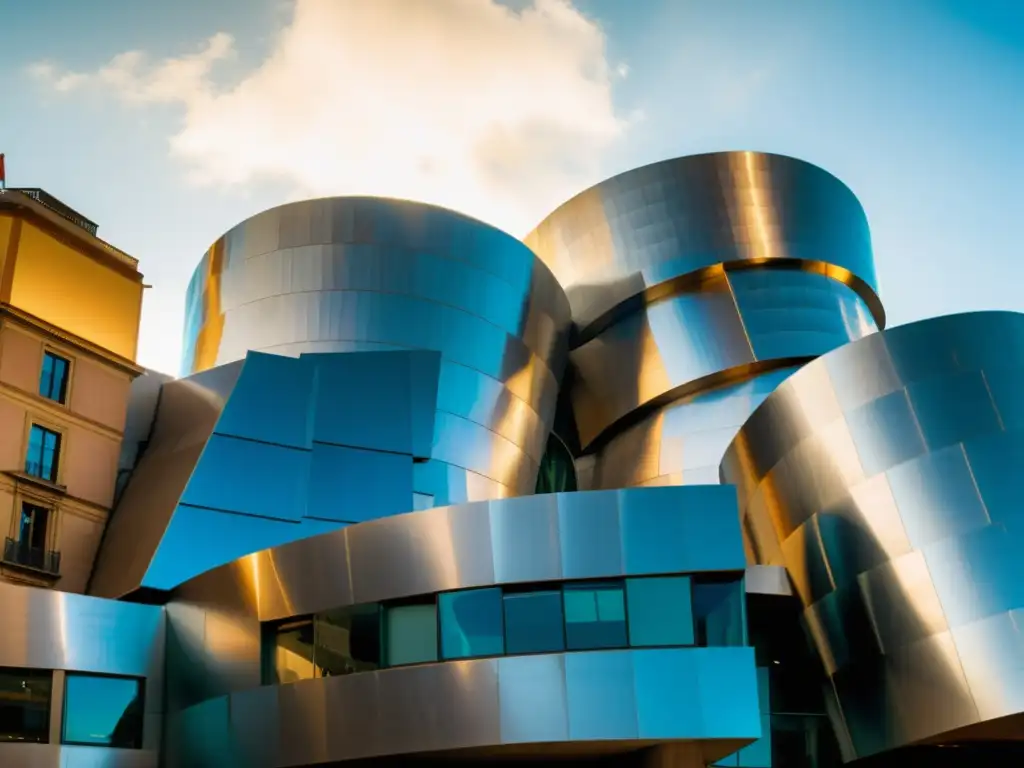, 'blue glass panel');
62,674,143,749
564,582,627,650
503,591,565,655
385,604,438,666
439,588,504,660
39,352,71,403
25,425,60,482
626,576,695,647
693,580,746,647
